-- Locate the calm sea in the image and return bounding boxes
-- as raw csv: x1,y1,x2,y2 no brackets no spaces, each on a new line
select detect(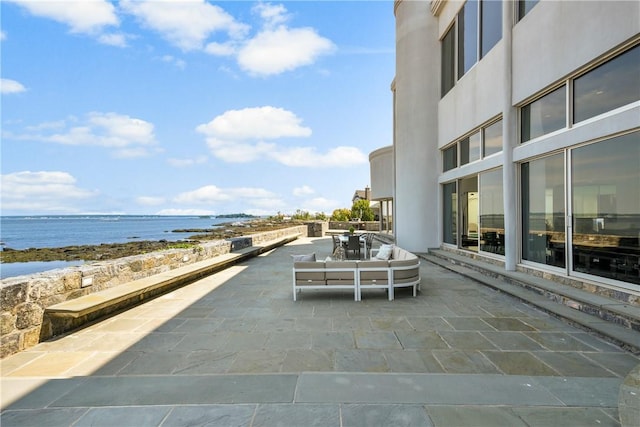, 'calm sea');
0,215,250,279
